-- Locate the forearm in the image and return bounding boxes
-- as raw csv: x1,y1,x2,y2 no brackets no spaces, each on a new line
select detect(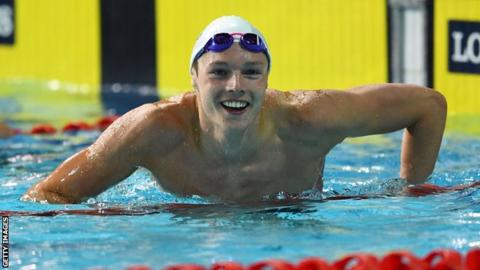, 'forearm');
22,148,136,204
400,92,447,184
21,149,103,204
